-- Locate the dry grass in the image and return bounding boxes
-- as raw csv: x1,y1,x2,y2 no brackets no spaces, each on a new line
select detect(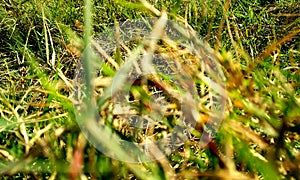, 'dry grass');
0,0,299,179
